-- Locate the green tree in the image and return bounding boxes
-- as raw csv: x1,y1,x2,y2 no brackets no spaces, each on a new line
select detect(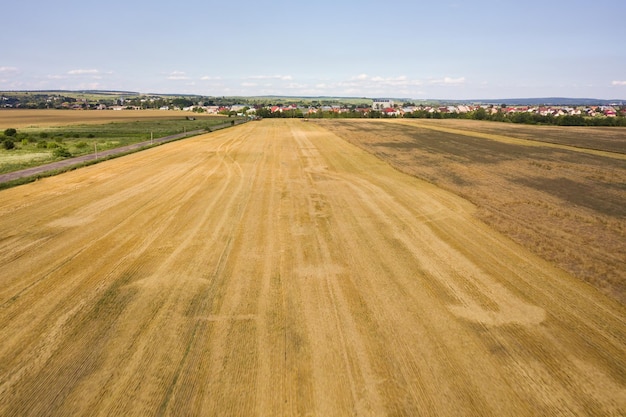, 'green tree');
53,147,72,157
556,115,585,126
256,107,271,118
491,111,505,122
4,128,17,137
172,98,194,109
509,112,533,124
473,107,488,120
